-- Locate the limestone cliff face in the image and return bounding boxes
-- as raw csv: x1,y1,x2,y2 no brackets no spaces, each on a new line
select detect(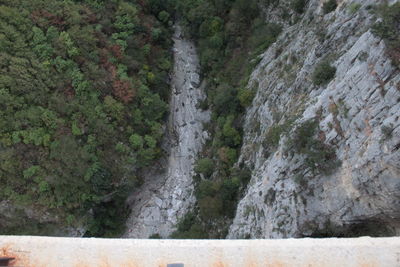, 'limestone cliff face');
228,0,400,238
